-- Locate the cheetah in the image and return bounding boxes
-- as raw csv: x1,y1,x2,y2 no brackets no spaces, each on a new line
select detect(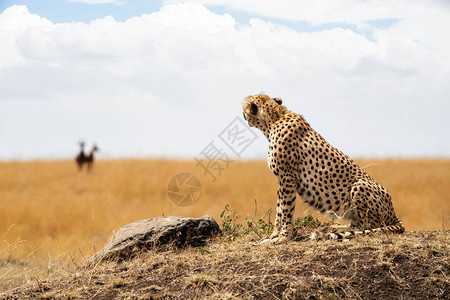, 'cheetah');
242,94,404,243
